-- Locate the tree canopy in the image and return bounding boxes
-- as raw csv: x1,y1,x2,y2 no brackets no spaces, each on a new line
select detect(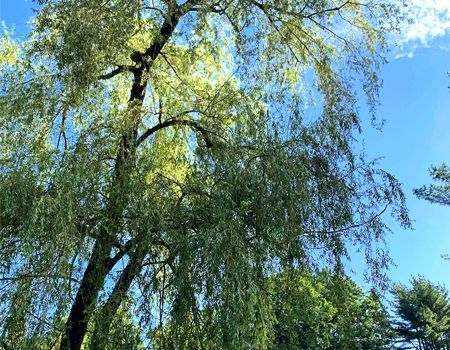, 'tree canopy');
153,269,393,349
0,1,410,349
271,269,393,350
